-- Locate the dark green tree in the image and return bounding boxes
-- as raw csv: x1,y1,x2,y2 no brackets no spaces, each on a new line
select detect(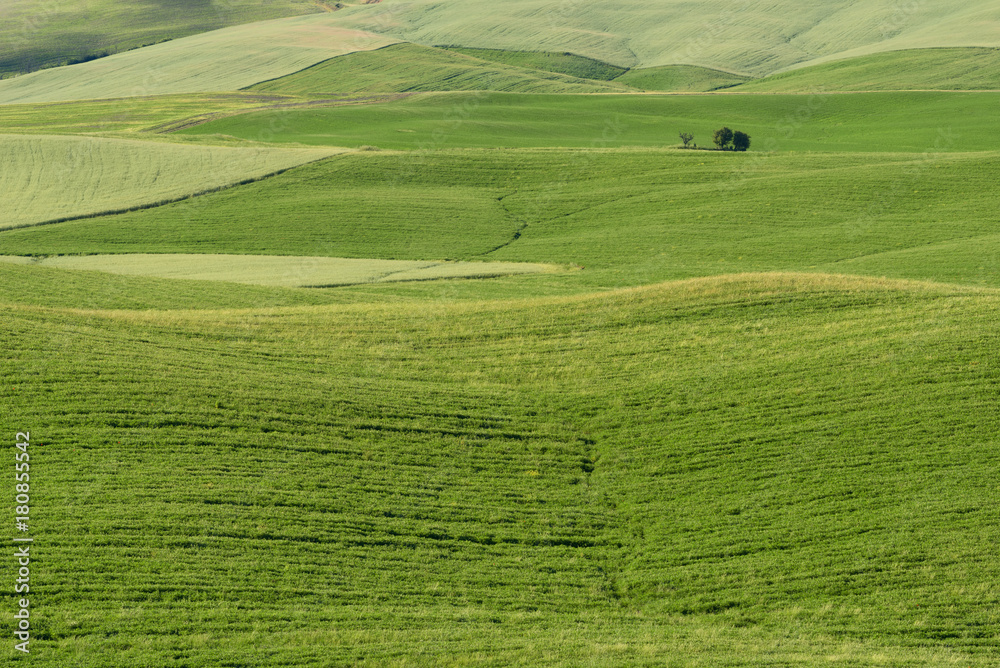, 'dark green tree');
732,130,751,152
679,132,694,148
713,126,734,150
